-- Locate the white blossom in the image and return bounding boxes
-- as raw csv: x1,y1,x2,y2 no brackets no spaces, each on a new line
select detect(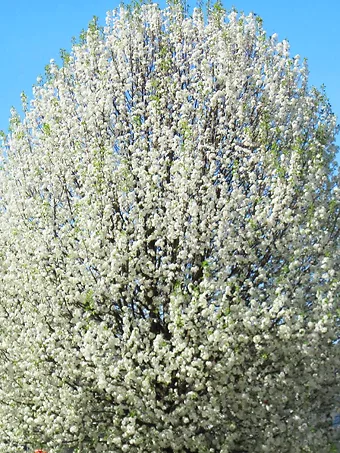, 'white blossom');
0,2,339,453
